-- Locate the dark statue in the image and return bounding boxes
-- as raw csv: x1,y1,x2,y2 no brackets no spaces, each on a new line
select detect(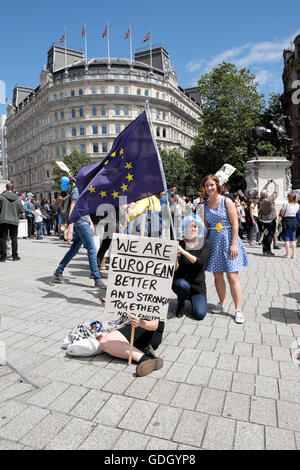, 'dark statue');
247,114,293,160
